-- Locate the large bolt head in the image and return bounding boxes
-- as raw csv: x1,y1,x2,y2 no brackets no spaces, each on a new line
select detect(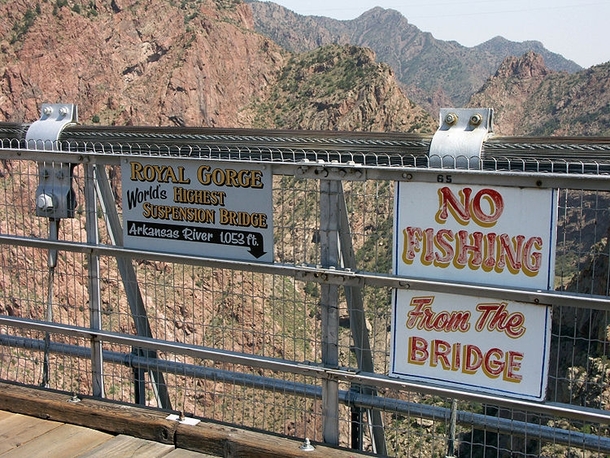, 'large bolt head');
36,193,55,211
